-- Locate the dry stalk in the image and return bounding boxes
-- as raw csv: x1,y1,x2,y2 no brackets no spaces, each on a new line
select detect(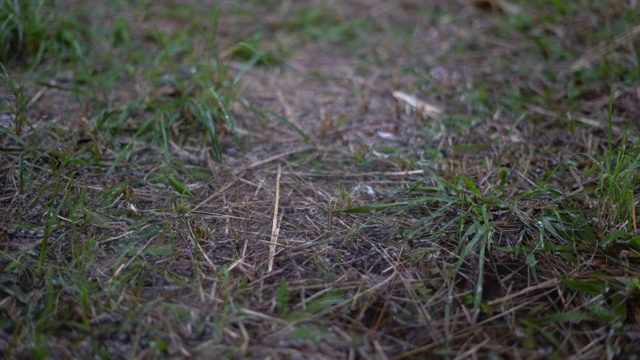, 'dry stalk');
284,169,424,178
569,25,640,72
109,234,157,285
268,164,282,273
